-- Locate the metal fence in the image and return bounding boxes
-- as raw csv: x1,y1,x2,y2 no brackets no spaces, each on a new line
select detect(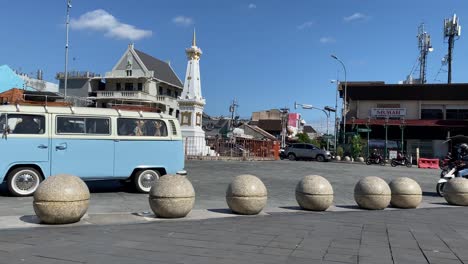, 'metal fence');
184,136,279,160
